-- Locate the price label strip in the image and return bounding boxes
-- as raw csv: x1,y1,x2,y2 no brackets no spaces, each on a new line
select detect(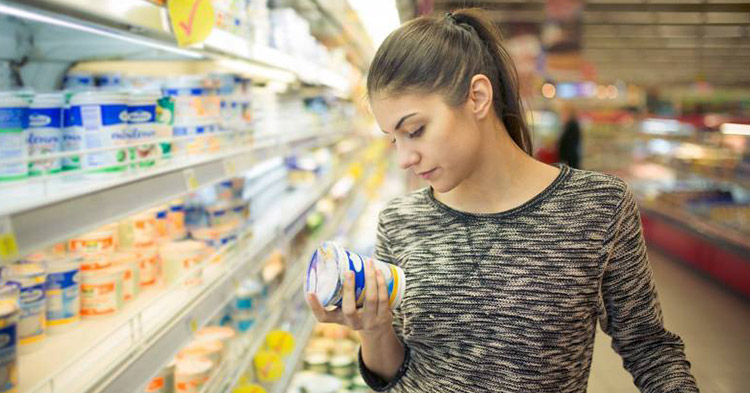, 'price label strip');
183,169,200,191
